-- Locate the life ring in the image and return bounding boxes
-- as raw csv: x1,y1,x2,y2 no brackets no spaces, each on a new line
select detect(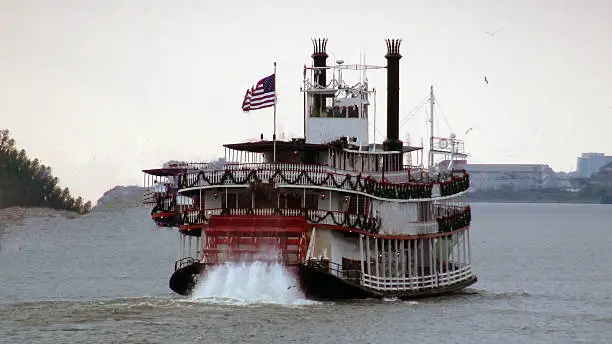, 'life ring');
439,139,449,149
